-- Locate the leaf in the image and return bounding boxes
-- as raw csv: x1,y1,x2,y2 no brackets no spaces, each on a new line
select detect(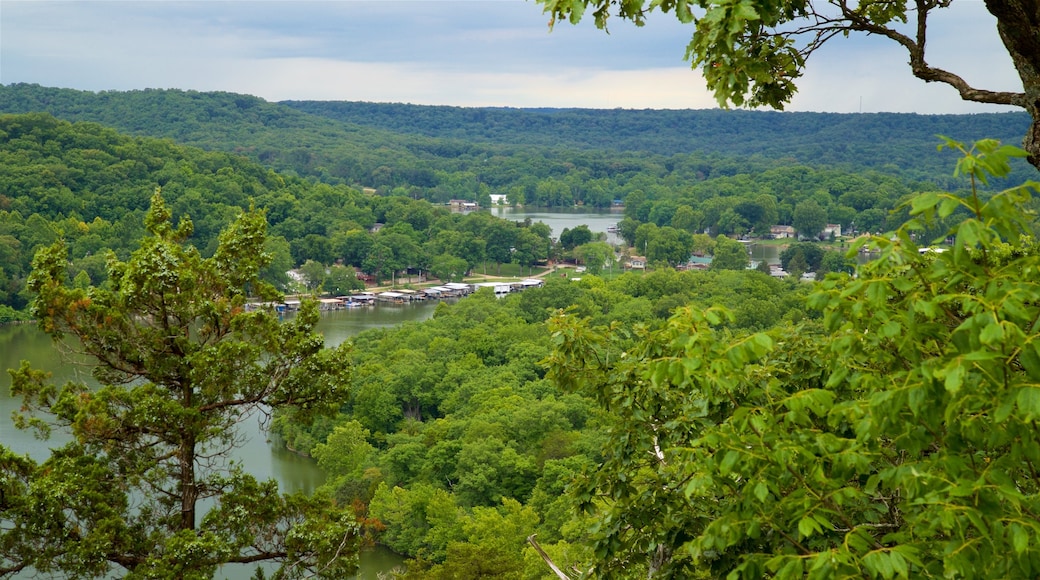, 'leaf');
753,481,769,502
889,550,908,578
798,515,820,539
956,219,984,248
732,1,760,22
979,318,1005,346
909,191,939,215
718,450,740,476
1012,522,1028,554
938,195,962,218
942,361,966,394
1017,387,1040,420
1020,340,1040,382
